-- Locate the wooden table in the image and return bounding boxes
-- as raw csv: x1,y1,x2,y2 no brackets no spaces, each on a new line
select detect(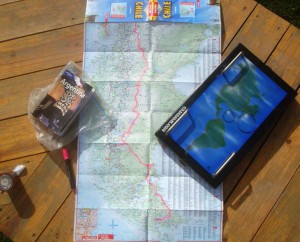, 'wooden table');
0,0,299,241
